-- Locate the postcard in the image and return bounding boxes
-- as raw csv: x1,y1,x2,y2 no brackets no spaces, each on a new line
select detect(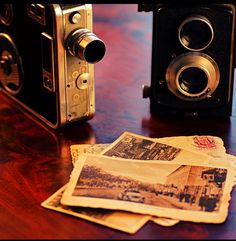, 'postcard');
70,143,180,227
61,154,234,224
156,135,235,183
99,132,210,164
71,144,109,166
158,135,226,158
41,184,150,234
